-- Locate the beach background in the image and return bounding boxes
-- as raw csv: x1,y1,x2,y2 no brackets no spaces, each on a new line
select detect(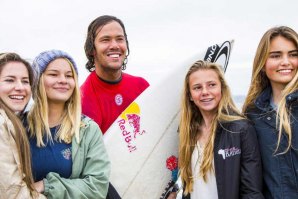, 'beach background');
1,0,298,107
